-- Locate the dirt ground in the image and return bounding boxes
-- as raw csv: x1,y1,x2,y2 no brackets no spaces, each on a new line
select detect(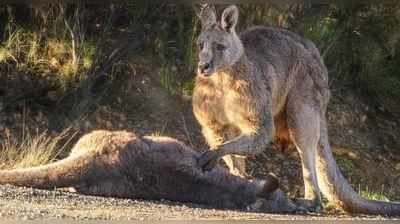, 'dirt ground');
0,185,397,221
